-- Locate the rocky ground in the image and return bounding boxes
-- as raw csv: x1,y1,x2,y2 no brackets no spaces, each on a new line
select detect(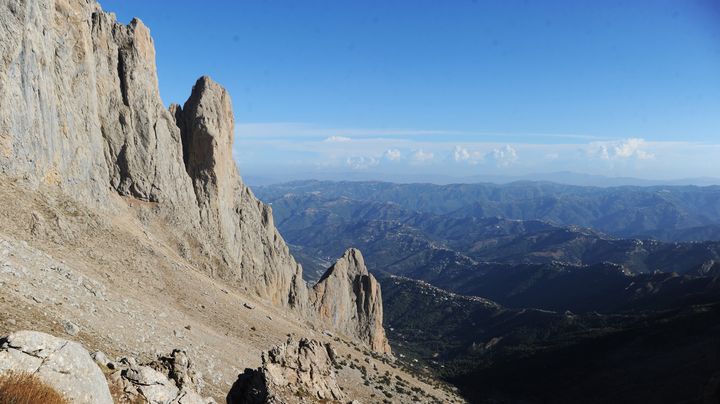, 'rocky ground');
0,178,463,403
